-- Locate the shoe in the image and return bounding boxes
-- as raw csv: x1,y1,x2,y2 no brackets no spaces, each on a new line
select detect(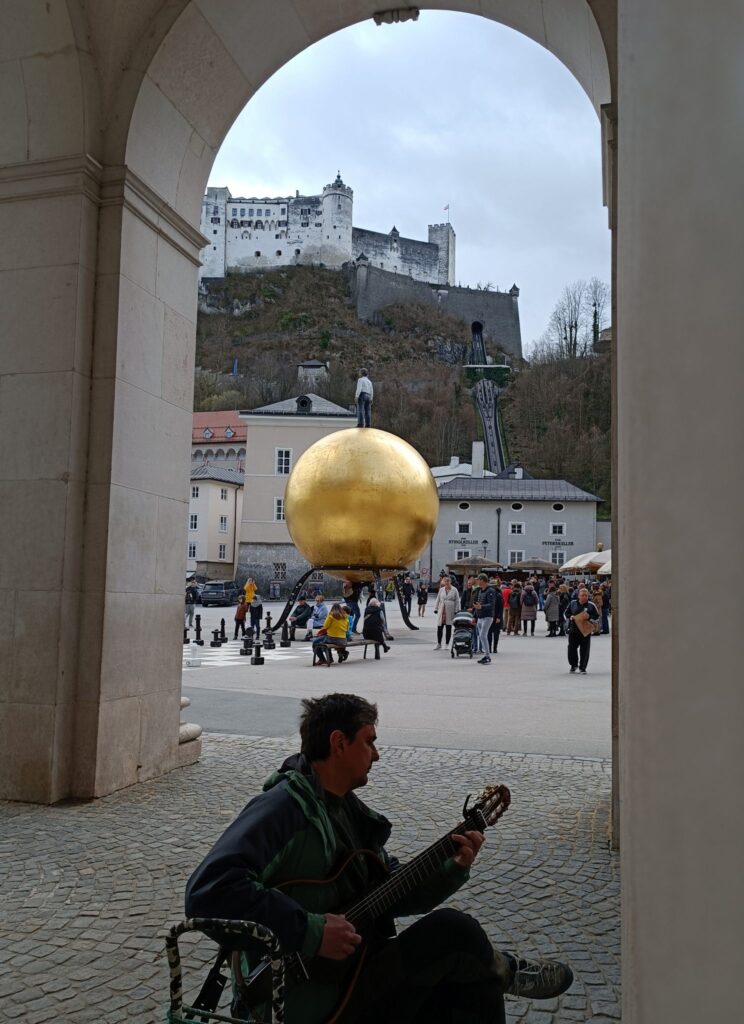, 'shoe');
383,645,390,653
579,668,587,674
478,656,491,664
504,954,573,999
434,644,442,650
570,667,576,673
